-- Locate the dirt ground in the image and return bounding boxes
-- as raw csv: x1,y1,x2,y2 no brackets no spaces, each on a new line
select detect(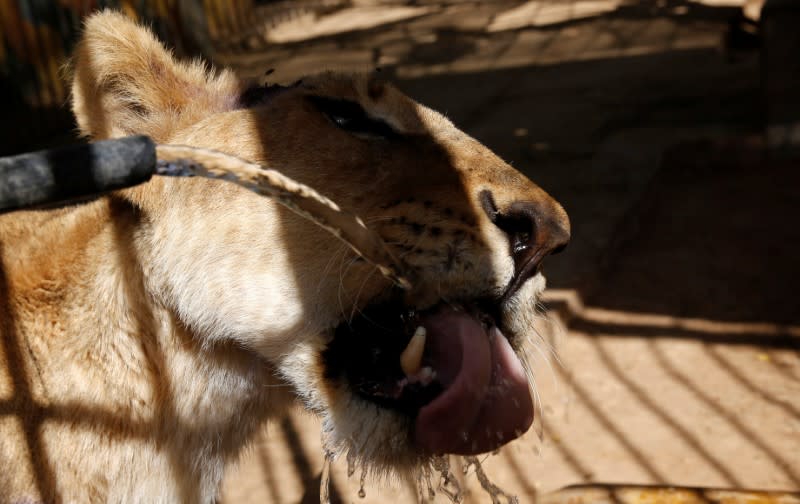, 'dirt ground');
216,1,800,502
